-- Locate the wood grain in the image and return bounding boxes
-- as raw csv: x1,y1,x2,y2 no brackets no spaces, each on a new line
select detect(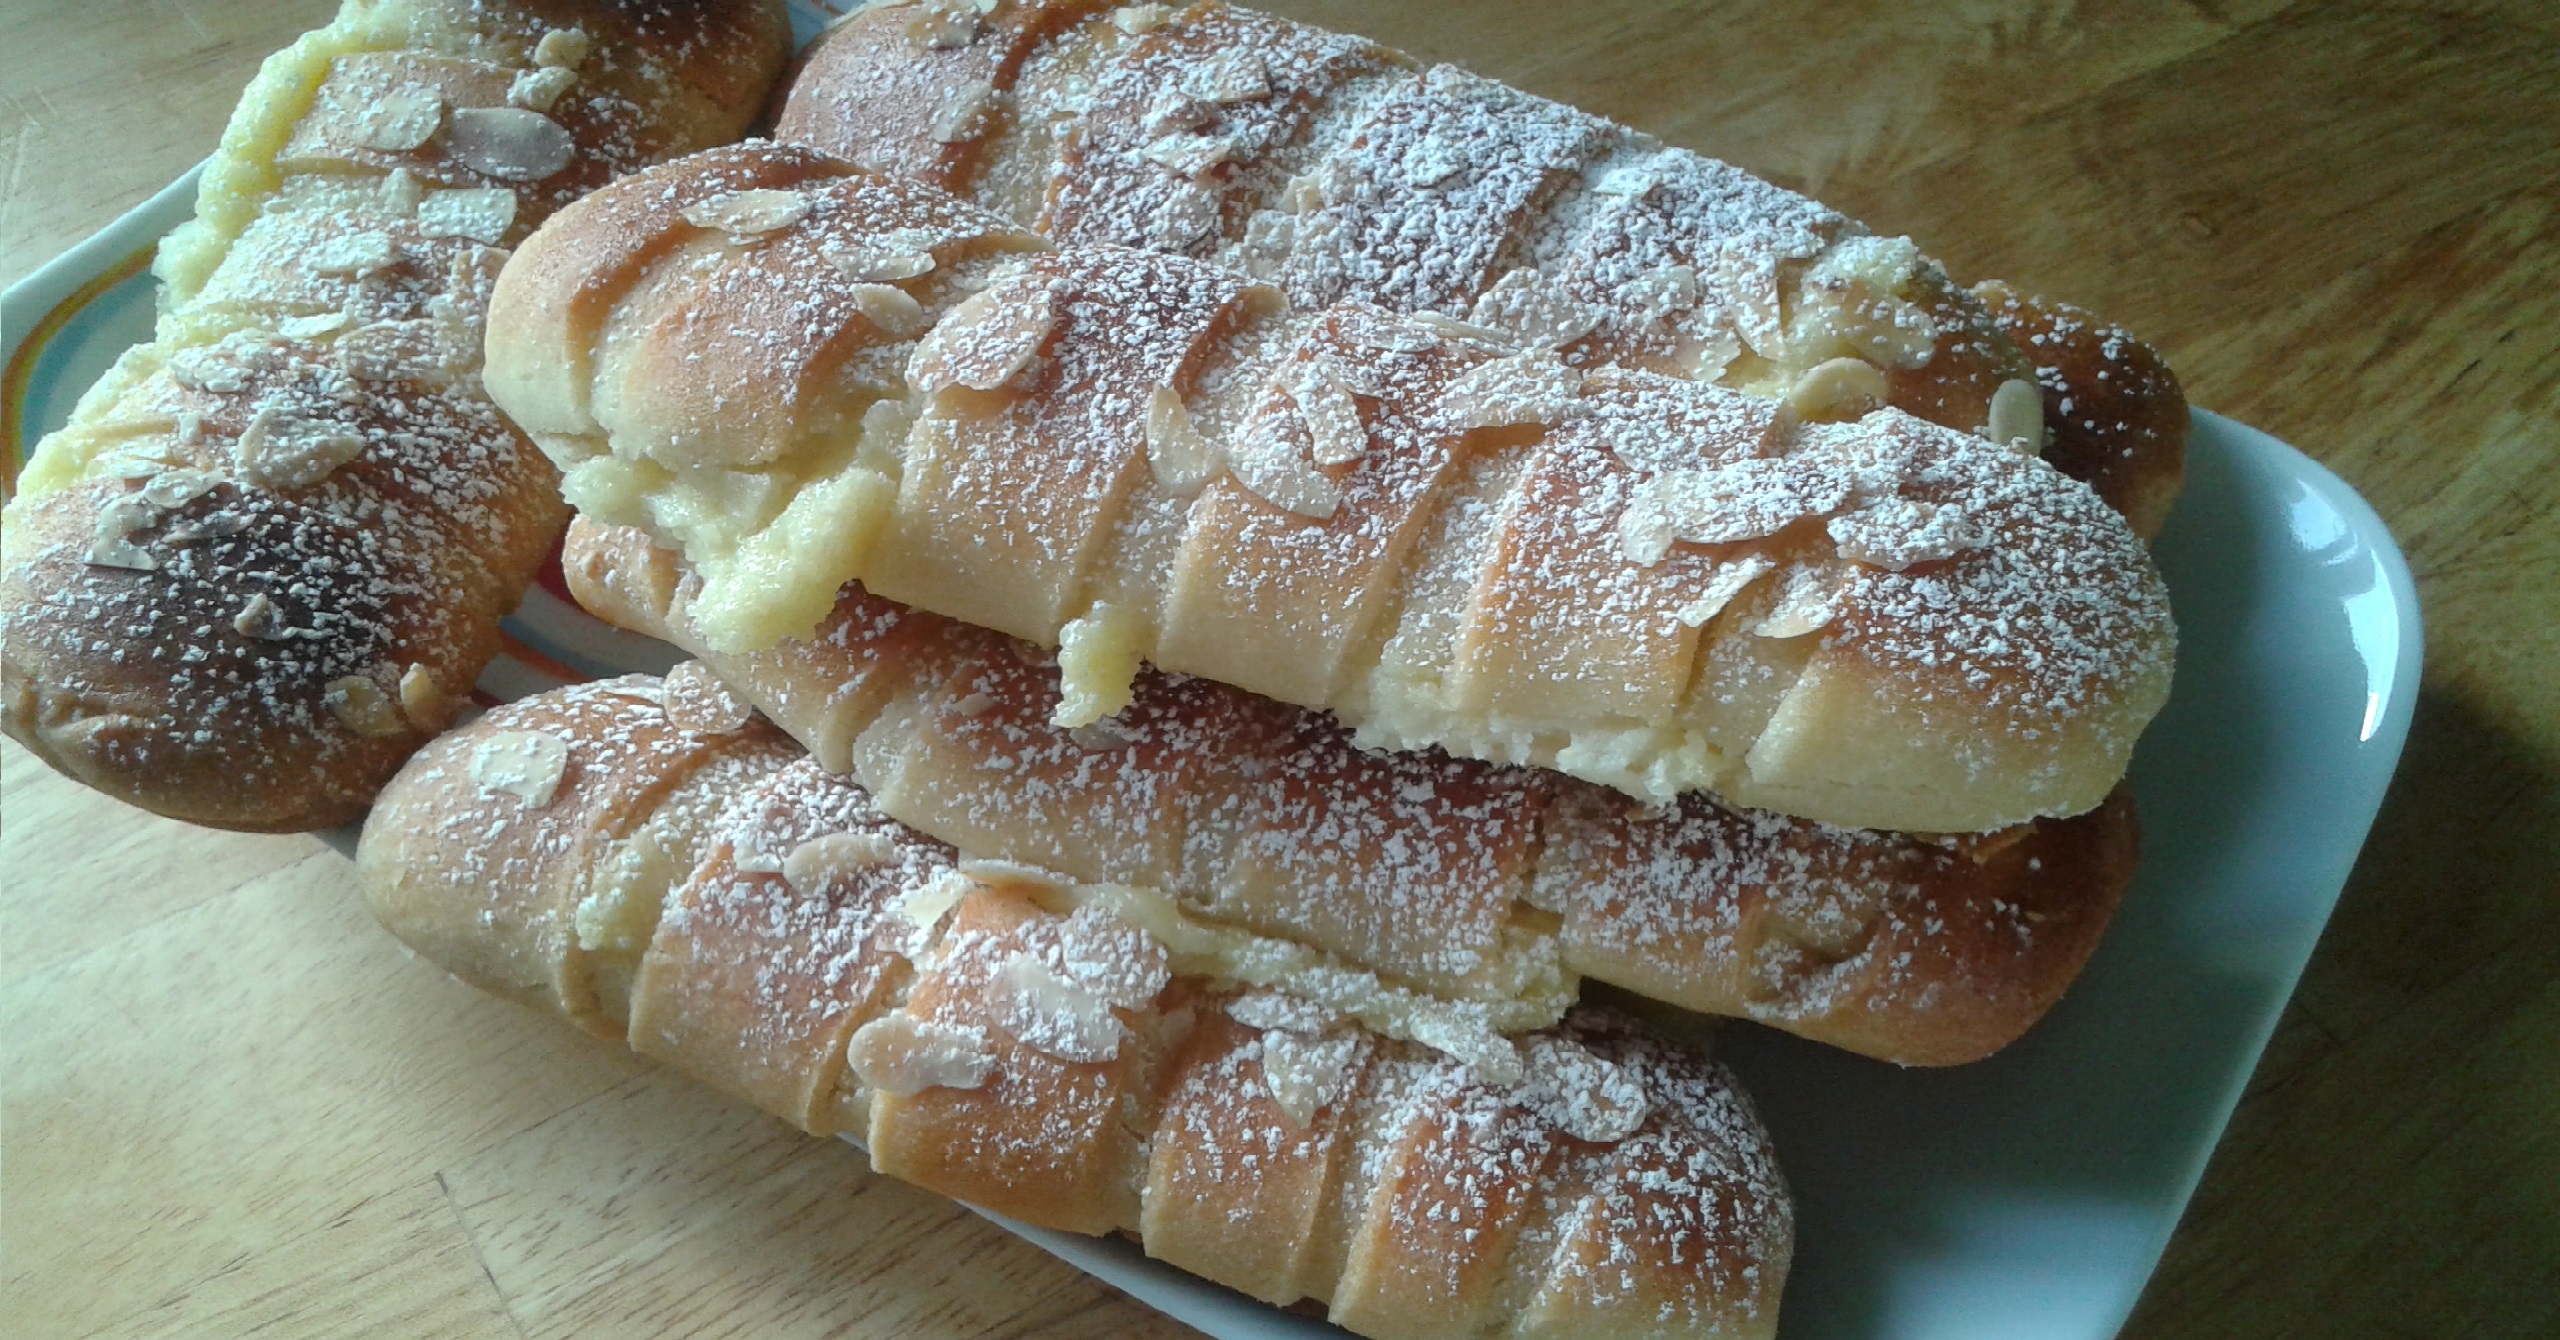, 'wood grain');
4,2,2556,1337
